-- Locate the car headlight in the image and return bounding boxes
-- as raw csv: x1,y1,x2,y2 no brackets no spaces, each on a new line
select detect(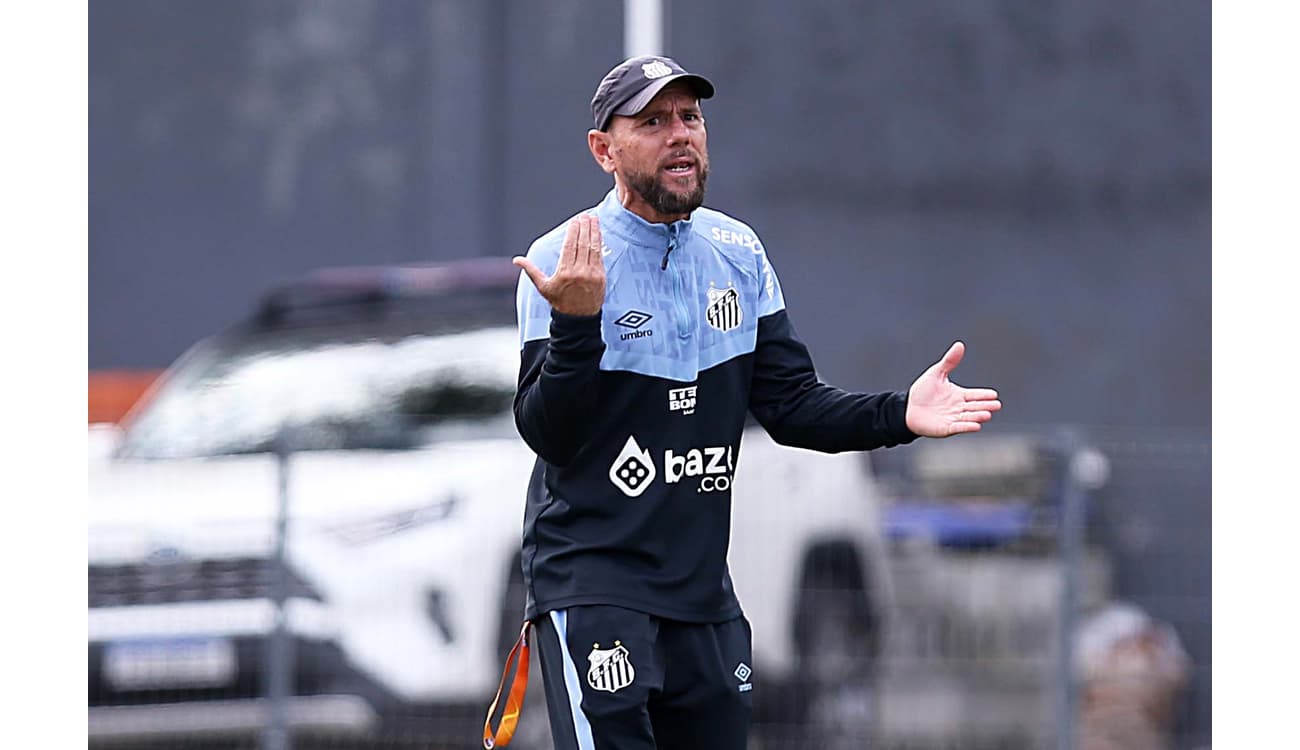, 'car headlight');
324,495,458,546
